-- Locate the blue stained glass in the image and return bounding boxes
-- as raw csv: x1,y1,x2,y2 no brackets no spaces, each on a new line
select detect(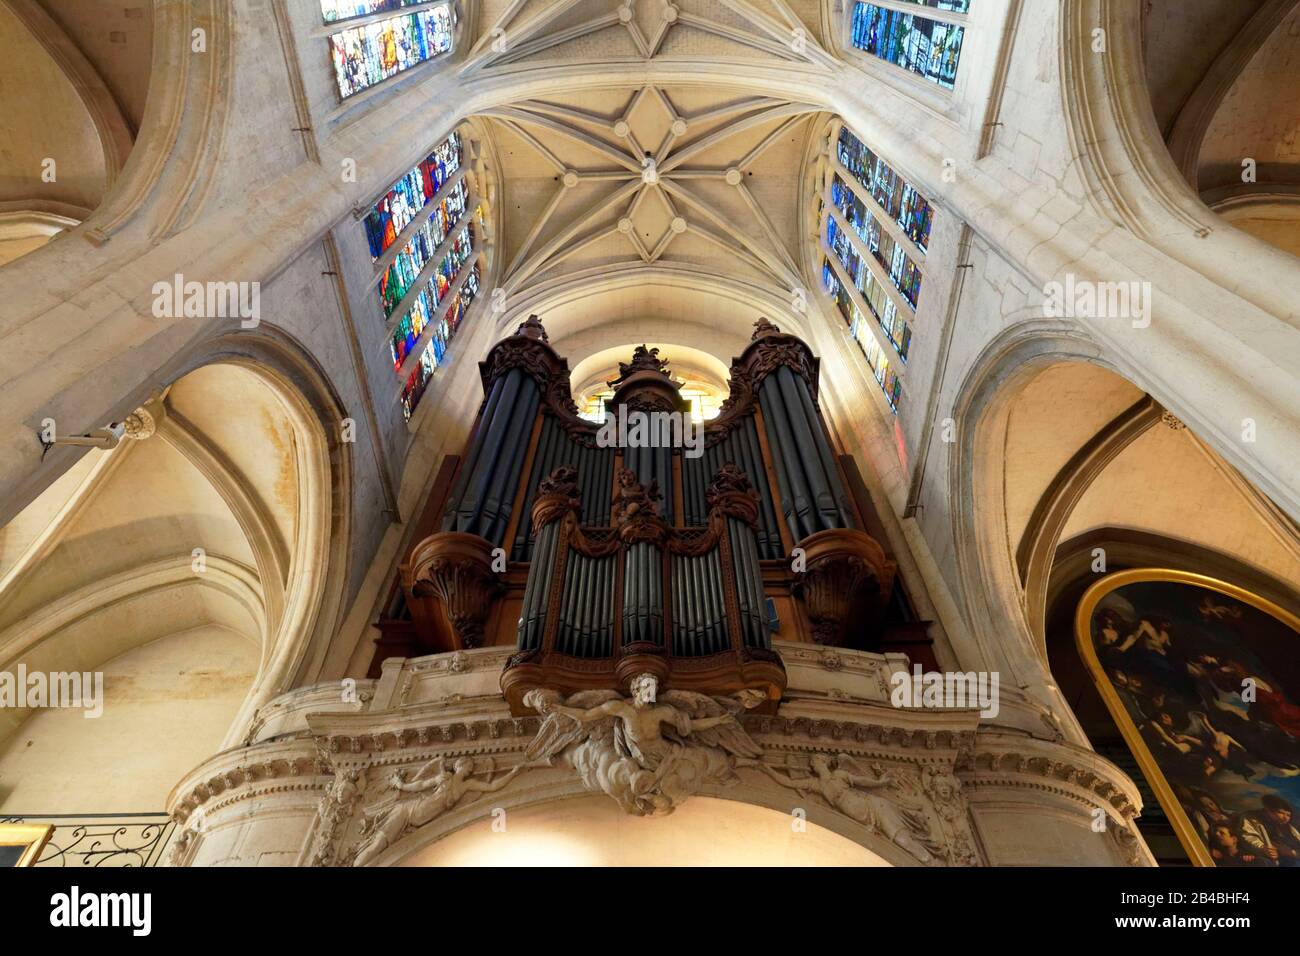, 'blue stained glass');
836,126,933,254
850,3,965,91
